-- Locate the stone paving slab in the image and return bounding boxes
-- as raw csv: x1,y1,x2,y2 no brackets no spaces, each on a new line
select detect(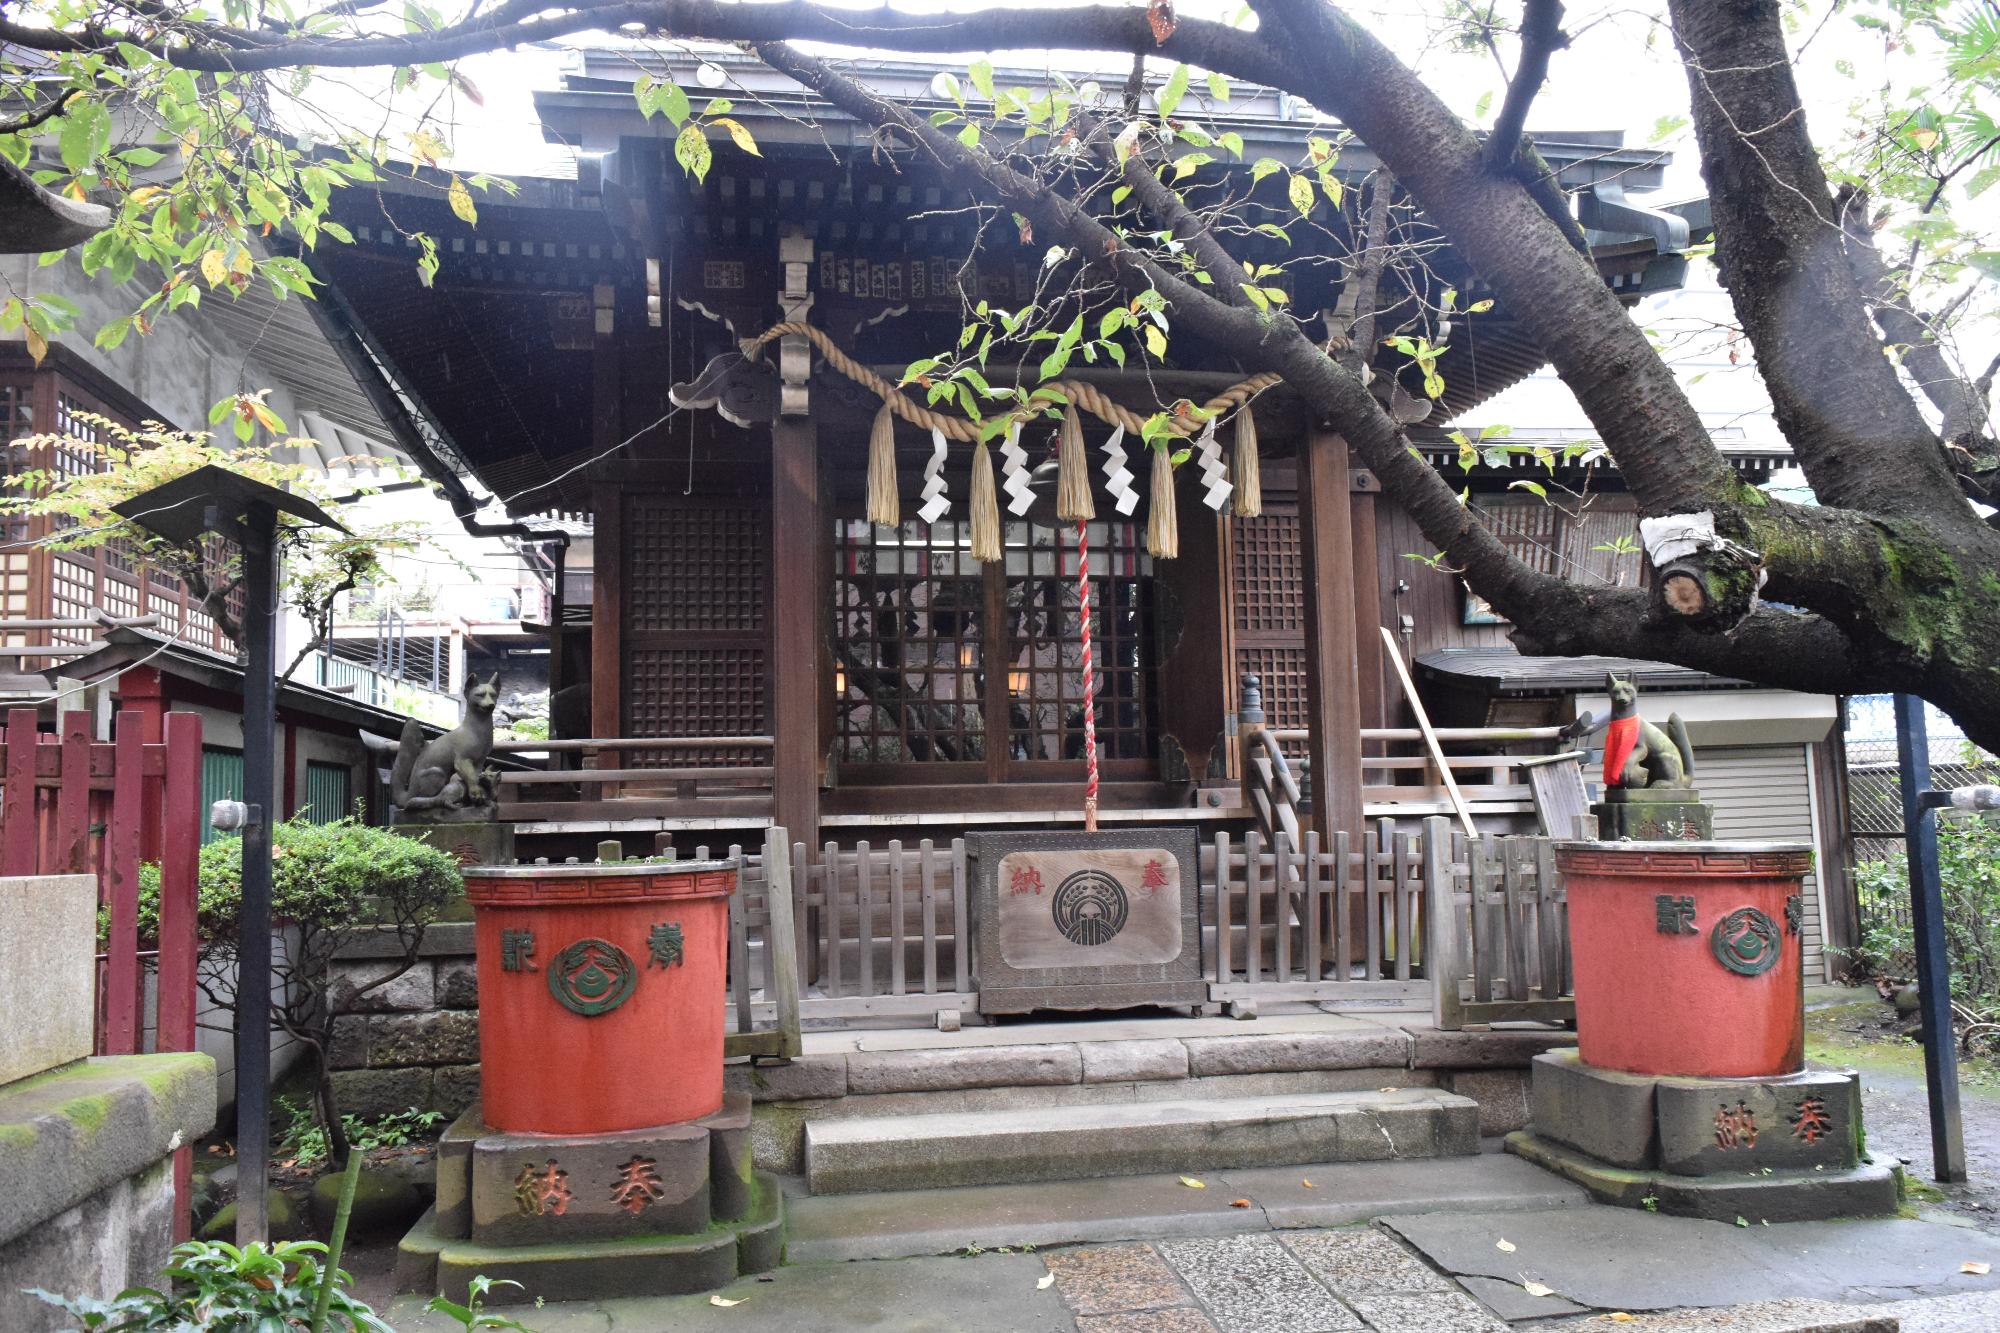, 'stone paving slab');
1157,1234,1364,1333
1455,1273,1592,1321
1383,1208,2000,1312
1043,1242,1197,1317
385,1252,1074,1332
1344,1290,1511,1332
